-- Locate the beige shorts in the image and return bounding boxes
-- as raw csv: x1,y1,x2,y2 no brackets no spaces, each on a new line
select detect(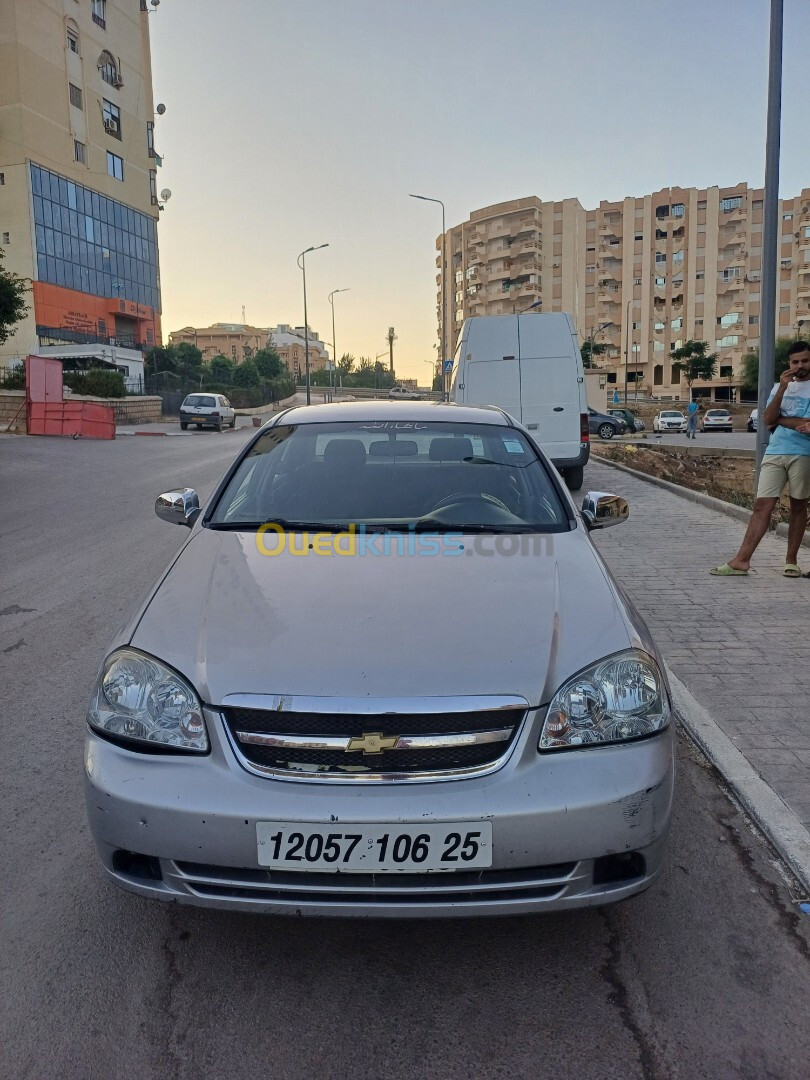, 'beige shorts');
757,455,810,500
